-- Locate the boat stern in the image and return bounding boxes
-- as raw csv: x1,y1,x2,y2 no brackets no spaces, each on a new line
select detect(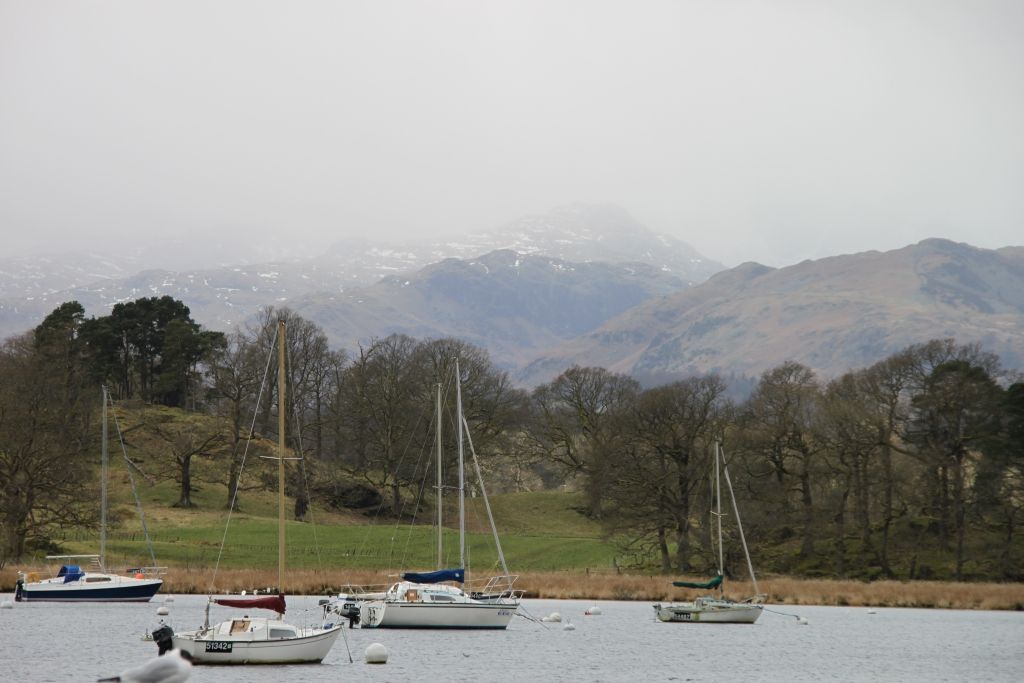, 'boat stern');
359,601,386,628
